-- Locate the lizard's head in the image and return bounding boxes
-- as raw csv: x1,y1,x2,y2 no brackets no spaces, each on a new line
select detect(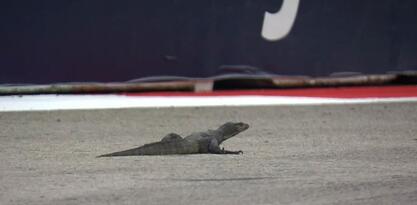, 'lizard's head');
218,122,249,141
